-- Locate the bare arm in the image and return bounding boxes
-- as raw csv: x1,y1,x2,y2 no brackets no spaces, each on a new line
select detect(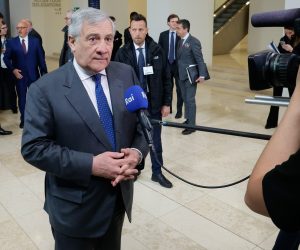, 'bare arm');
245,67,300,216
